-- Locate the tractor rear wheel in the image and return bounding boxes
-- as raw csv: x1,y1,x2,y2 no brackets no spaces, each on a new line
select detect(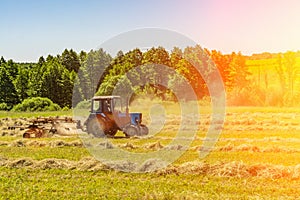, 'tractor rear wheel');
87,118,105,138
105,129,118,137
124,126,138,137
